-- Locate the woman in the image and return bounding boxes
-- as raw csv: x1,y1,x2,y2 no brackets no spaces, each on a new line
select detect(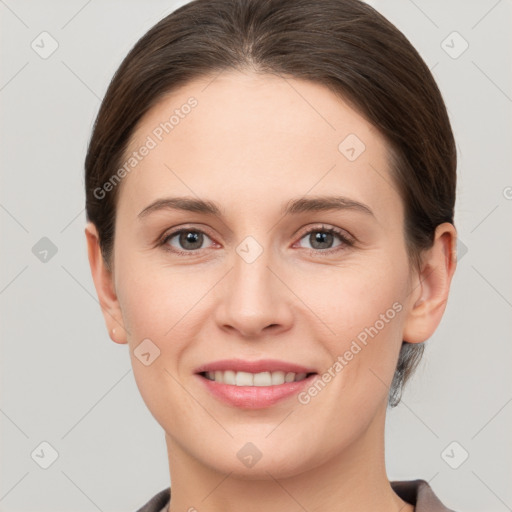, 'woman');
84,0,459,510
